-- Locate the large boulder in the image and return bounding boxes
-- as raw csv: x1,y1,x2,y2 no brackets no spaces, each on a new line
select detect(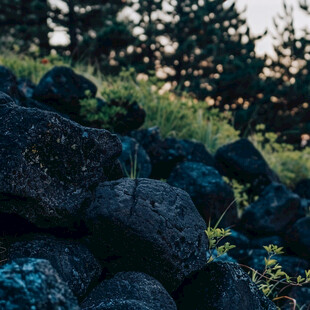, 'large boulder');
167,162,238,227
130,128,214,179
0,66,24,103
118,135,151,178
8,234,102,299
240,183,302,236
215,139,279,194
0,101,122,230
81,272,177,310
33,66,97,120
172,261,277,310
83,178,208,291
0,258,80,310
285,217,310,260
178,139,215,167
130,128,186,179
